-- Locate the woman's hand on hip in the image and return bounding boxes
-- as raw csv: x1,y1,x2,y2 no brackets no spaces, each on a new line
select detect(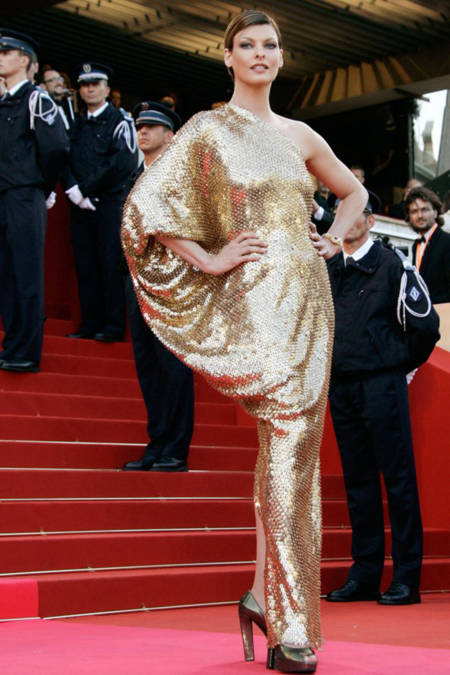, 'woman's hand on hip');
309,223,341,260
206,231,268,275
